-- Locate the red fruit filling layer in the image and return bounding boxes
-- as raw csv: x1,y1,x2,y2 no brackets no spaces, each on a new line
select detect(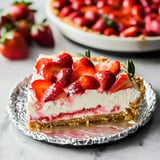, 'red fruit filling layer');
30,105,120,122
